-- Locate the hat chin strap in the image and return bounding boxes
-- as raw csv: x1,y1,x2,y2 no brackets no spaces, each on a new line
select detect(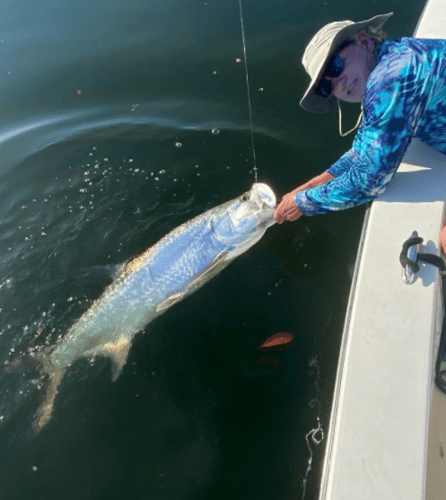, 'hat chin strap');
337,98,364,137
